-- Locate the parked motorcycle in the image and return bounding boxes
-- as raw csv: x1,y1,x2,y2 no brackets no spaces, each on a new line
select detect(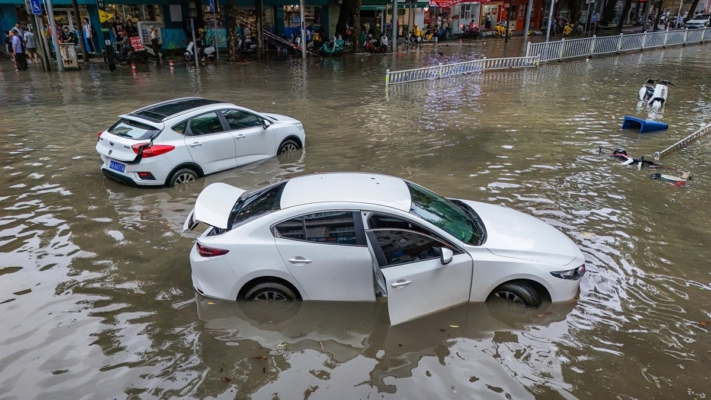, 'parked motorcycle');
184,39,216,61
320,35,344,56
462,25,480,39
364,35,388,53
638,78,673,109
